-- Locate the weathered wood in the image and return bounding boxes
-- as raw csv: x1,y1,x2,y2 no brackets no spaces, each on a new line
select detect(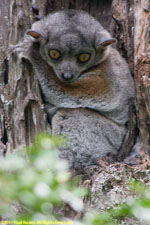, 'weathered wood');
111,0,134,73
134,0,150,157
4,0,51,152
111,0,150,160
0,0,9,155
